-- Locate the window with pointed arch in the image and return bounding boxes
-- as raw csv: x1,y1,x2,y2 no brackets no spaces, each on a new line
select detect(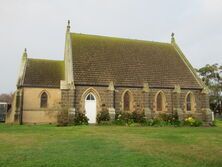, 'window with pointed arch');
155,91,166,112
123,91,132,112
185,92,195,112
40,92,48,108
86,93,95,101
